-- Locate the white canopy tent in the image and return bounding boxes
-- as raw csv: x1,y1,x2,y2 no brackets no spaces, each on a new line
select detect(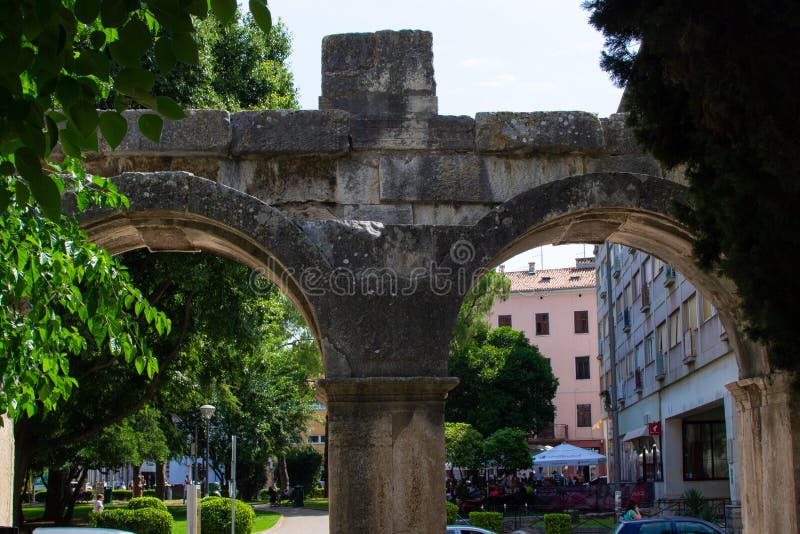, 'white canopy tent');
532,443,607,467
